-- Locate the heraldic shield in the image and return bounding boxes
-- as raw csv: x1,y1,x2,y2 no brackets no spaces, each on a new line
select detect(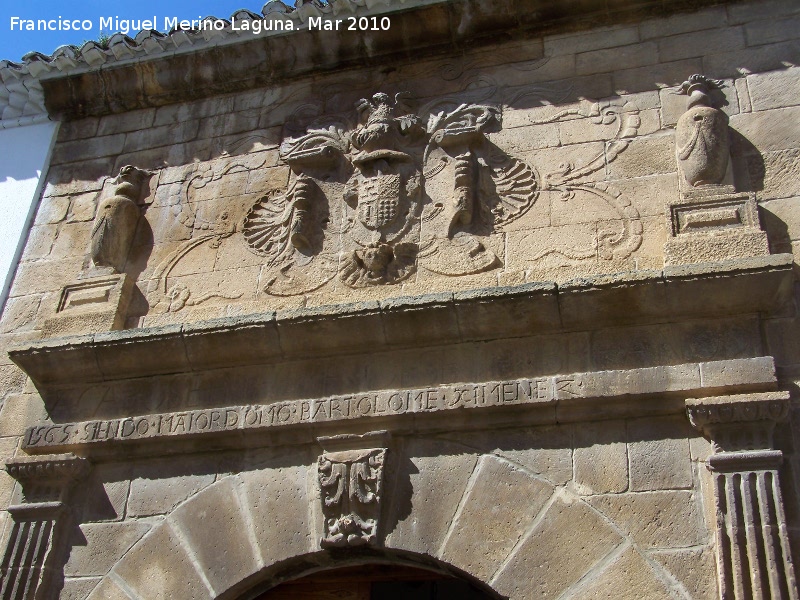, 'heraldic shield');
355,172,402,231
